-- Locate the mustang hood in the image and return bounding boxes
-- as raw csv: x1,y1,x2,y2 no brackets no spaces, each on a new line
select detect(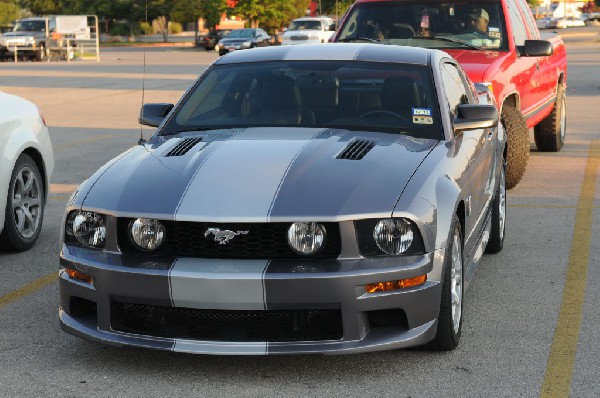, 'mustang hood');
82,128,437,222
